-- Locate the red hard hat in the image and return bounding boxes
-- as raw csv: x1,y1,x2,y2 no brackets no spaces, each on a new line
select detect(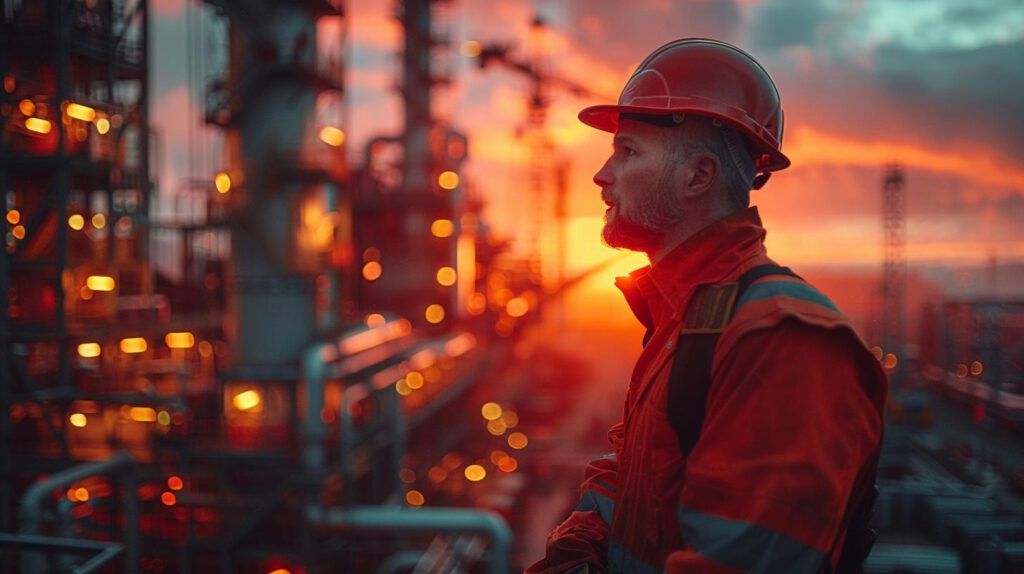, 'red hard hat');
579,38,790,182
